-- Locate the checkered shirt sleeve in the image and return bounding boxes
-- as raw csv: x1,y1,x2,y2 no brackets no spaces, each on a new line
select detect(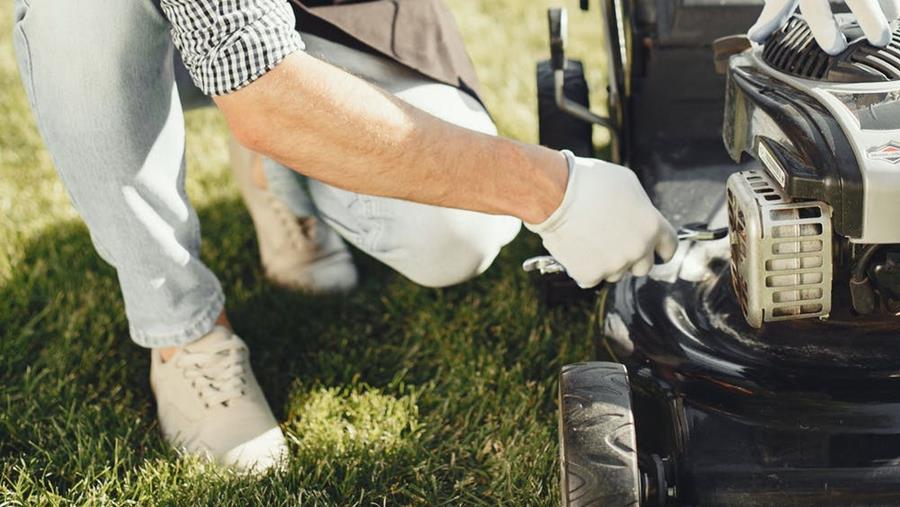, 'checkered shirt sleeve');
160,0,305,96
